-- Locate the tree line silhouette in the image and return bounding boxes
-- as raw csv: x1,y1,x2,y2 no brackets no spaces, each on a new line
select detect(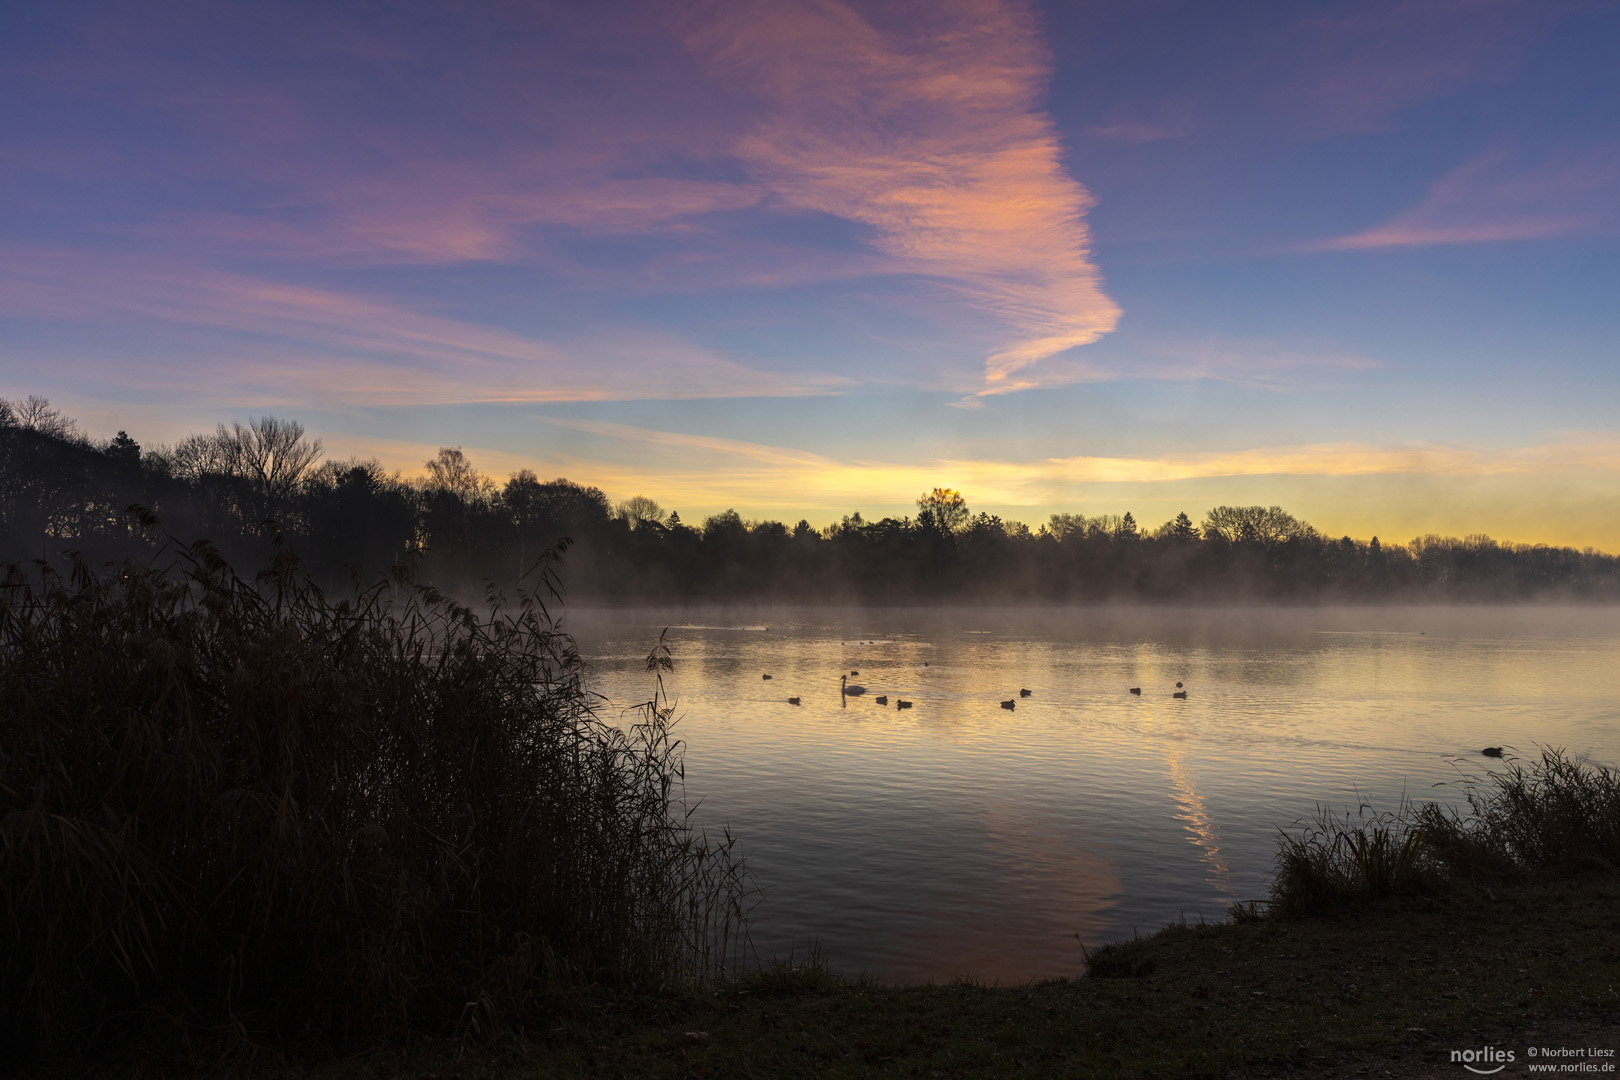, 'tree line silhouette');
3,396,1615,601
